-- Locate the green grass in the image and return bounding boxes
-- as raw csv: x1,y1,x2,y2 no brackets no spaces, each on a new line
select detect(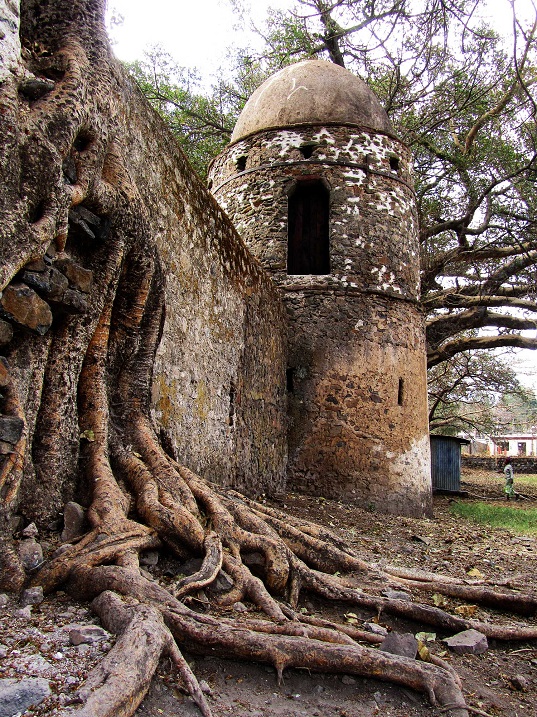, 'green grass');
515,474,537,488
450,501,537,536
